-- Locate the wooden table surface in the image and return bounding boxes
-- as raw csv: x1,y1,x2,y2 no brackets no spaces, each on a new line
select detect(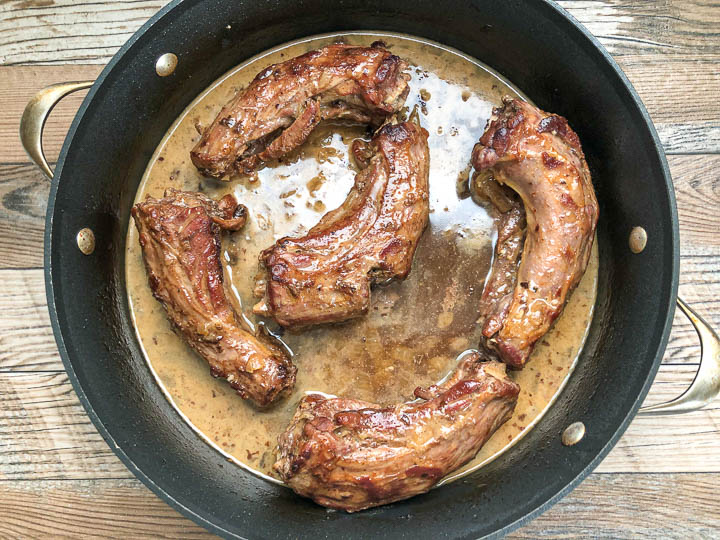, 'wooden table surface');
1,1,719,537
